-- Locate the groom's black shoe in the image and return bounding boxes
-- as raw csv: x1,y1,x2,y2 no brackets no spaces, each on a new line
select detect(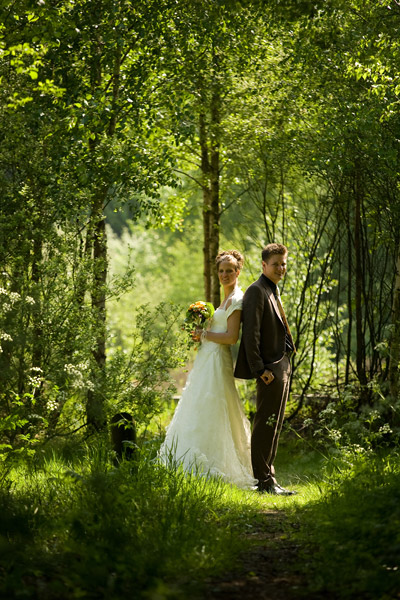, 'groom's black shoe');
258,483,297,496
